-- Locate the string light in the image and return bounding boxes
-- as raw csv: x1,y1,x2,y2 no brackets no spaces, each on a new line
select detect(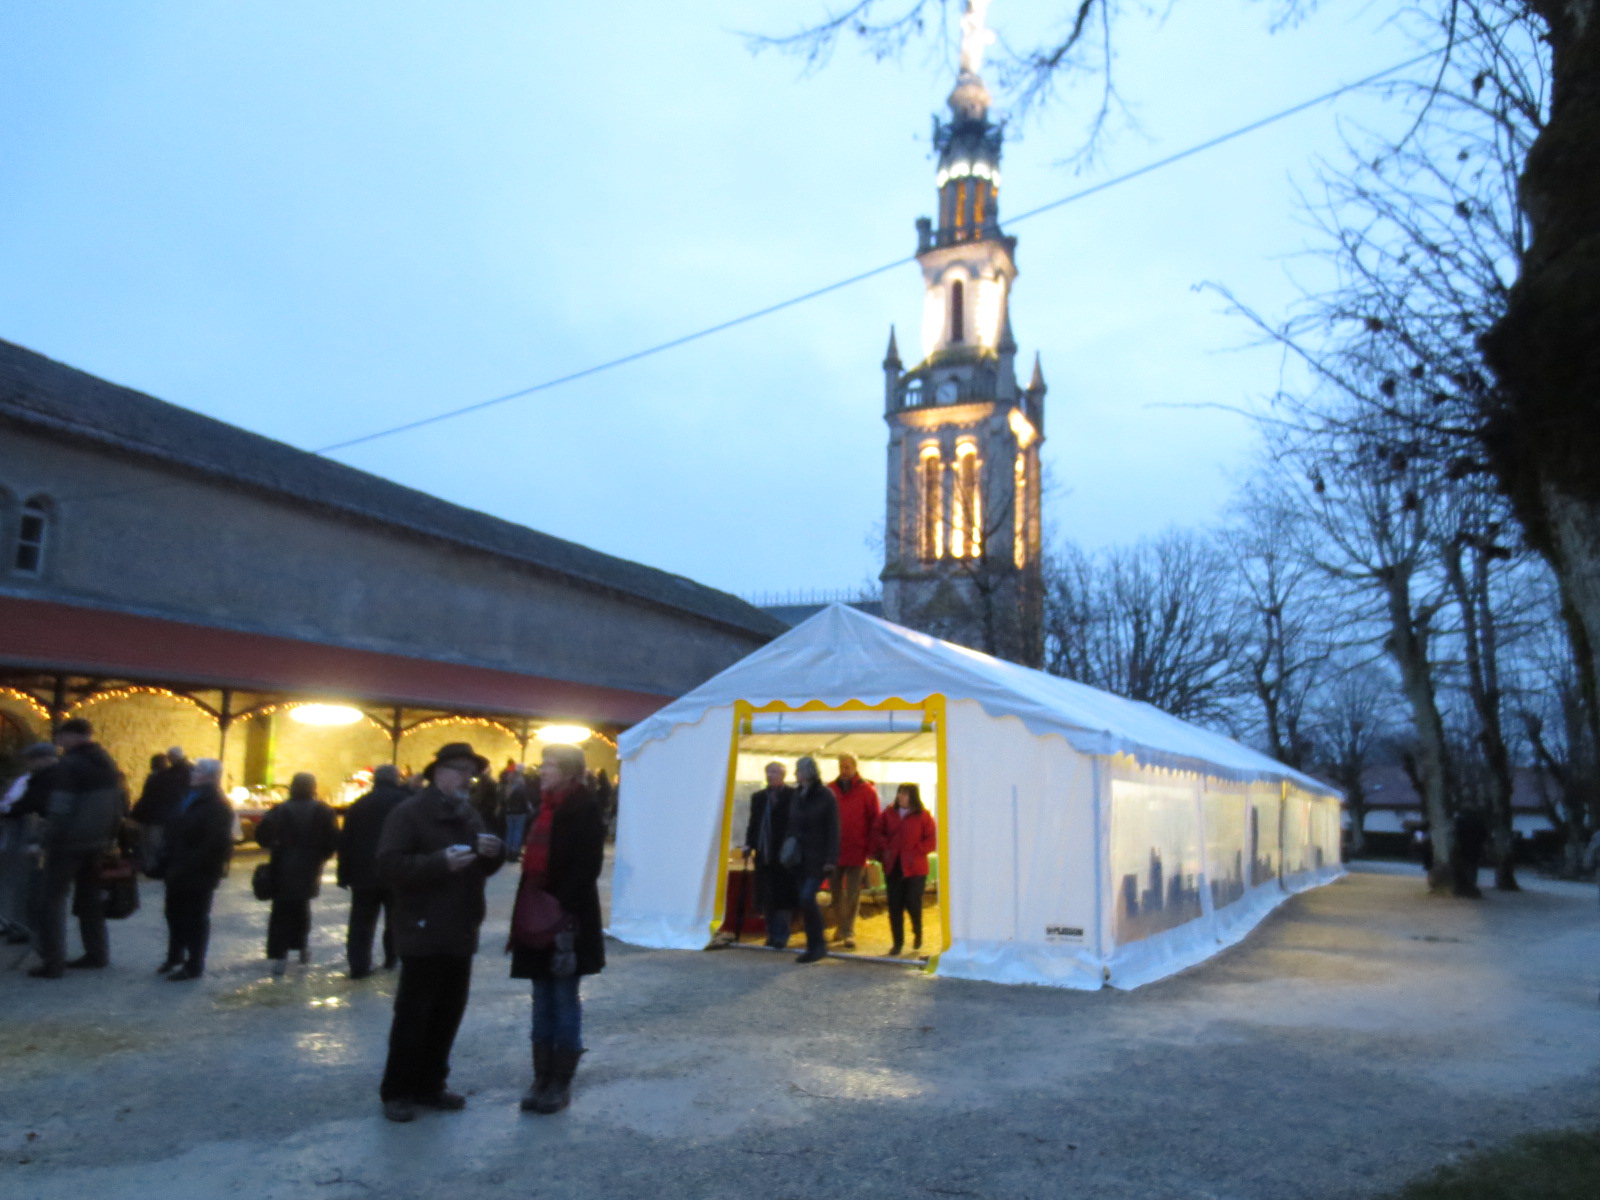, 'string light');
71,686,219,726
0,687,51,723
401,715,522,743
